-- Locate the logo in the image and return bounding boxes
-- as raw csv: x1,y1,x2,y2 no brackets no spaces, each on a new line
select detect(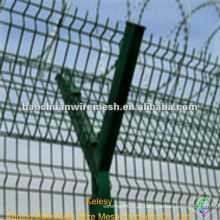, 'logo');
189,192,218,219
197,197,210,216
